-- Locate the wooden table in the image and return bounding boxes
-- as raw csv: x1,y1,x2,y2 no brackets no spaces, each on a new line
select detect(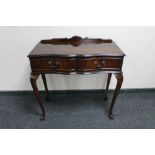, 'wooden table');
28,36,125,120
